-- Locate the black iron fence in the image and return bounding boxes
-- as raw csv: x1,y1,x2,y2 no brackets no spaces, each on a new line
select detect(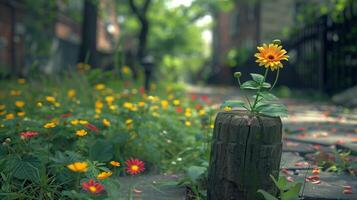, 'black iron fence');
282,1,357,95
